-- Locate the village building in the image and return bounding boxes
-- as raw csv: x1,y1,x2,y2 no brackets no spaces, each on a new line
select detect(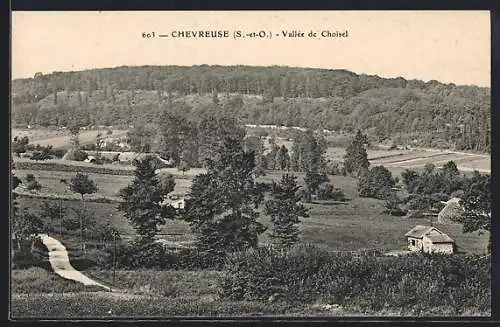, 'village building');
404,225,455,254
